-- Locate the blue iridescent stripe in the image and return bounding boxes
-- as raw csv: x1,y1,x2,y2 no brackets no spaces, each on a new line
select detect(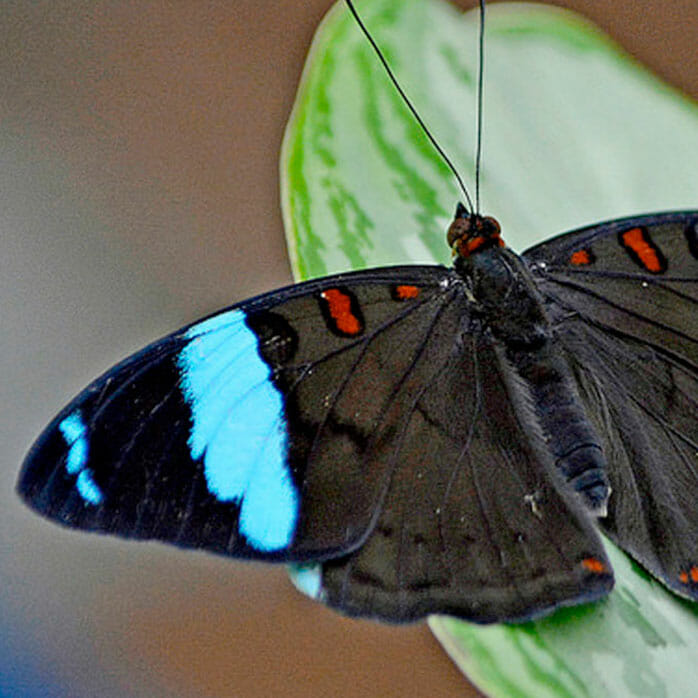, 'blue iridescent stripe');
178,309,298,552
